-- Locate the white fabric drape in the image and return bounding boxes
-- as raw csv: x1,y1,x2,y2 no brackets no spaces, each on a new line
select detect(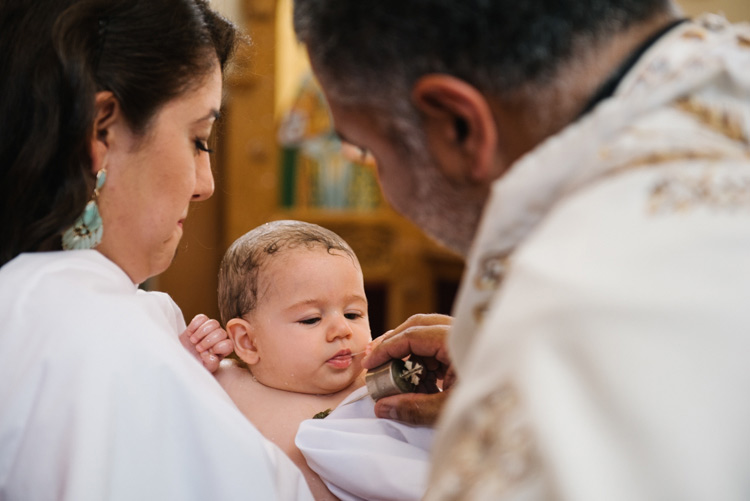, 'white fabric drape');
427,16,750,500
296,386,434,500
0,250,312,500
